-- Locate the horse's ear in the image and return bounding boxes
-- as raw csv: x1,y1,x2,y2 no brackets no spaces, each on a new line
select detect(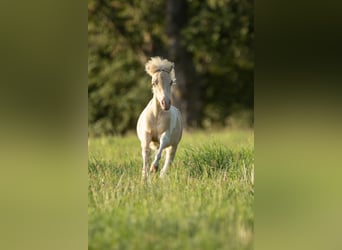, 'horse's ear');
170,63,176,84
